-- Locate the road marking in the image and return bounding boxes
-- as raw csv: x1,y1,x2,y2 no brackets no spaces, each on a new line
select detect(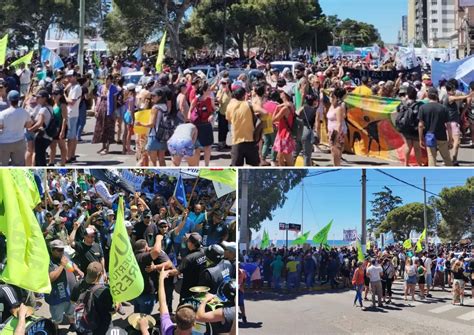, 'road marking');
457,311,474,321
429,304,458,314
